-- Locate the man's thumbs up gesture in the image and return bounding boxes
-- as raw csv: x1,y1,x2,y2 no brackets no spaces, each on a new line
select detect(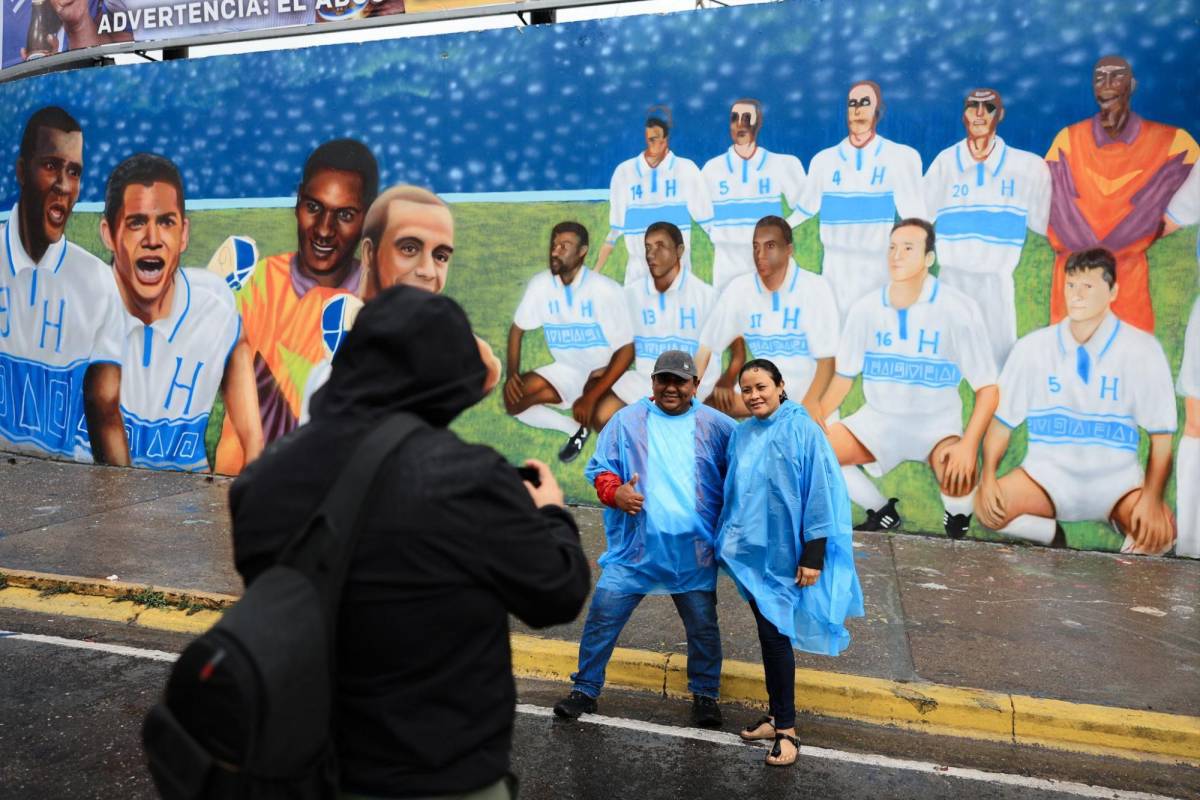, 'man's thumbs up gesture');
615,473,645,515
